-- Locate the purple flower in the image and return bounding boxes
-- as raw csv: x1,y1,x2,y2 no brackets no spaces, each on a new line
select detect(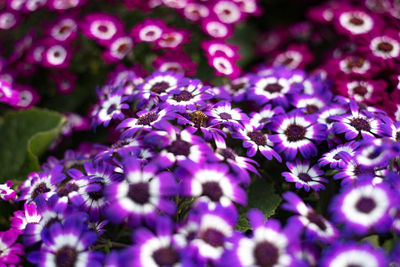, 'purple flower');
0,229,24,266
269,111,327,160
105,157,178,227
177,162,247,209
208,101,248,129
81,13,123,44
320,242,387,267
212,1,242,24
282,192,339,243
249,104,285,130
102,35,134,63
94,89,129,127
130,18,166,43
10,202,41,234
333,8,380,37
319,141,358,169
282,160,327,191
28,217,103,267
0,180,16,201
330,181,394,235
